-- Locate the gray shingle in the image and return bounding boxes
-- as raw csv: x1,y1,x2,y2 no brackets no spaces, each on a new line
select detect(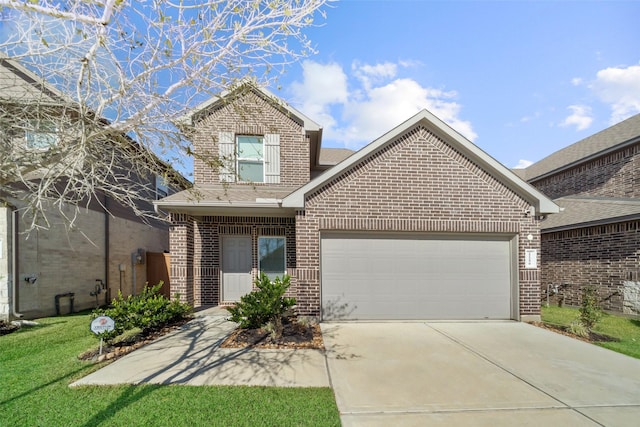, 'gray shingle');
541,196,640,231
318,147,354,165
526,114,640,181
160,184,298,206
